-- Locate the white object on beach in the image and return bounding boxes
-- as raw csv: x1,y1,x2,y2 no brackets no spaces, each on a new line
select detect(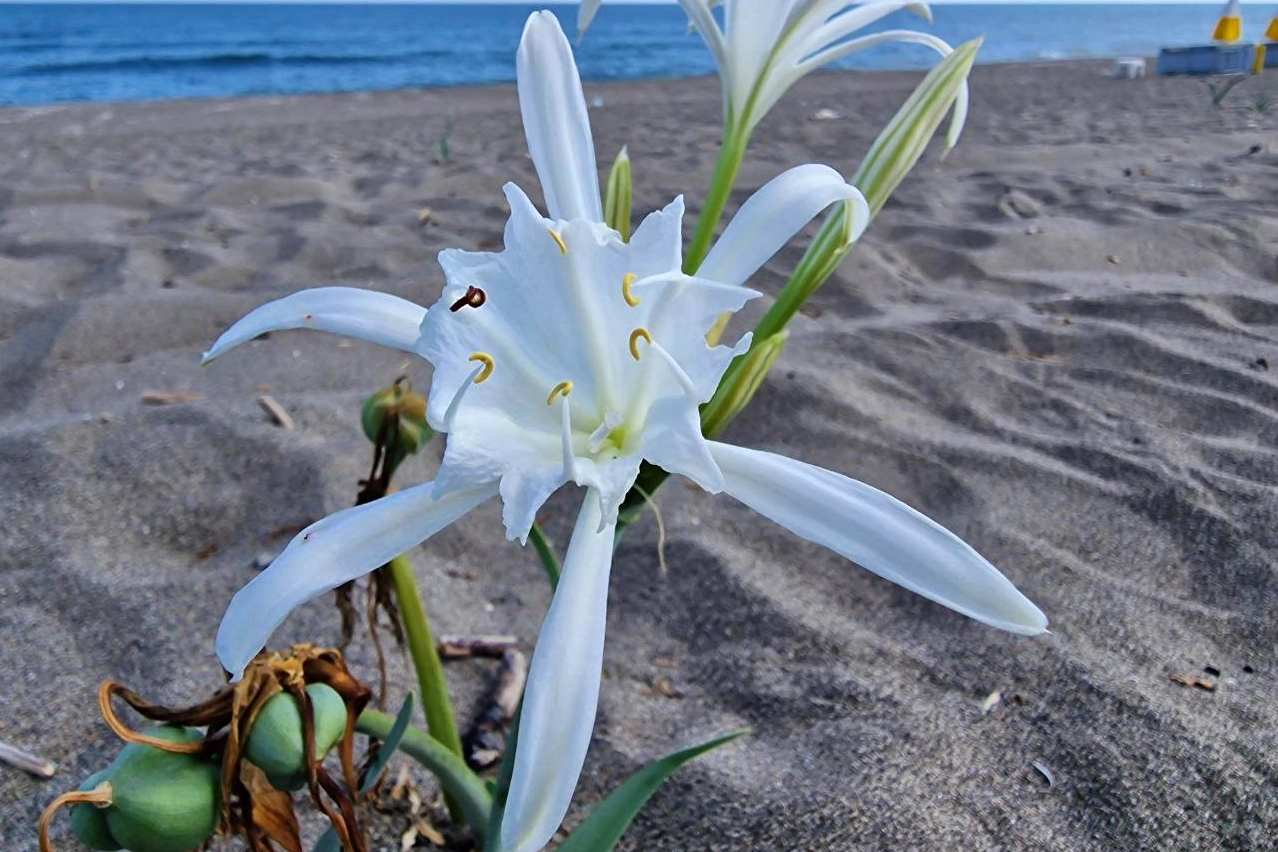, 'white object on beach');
1112,58,1147,79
